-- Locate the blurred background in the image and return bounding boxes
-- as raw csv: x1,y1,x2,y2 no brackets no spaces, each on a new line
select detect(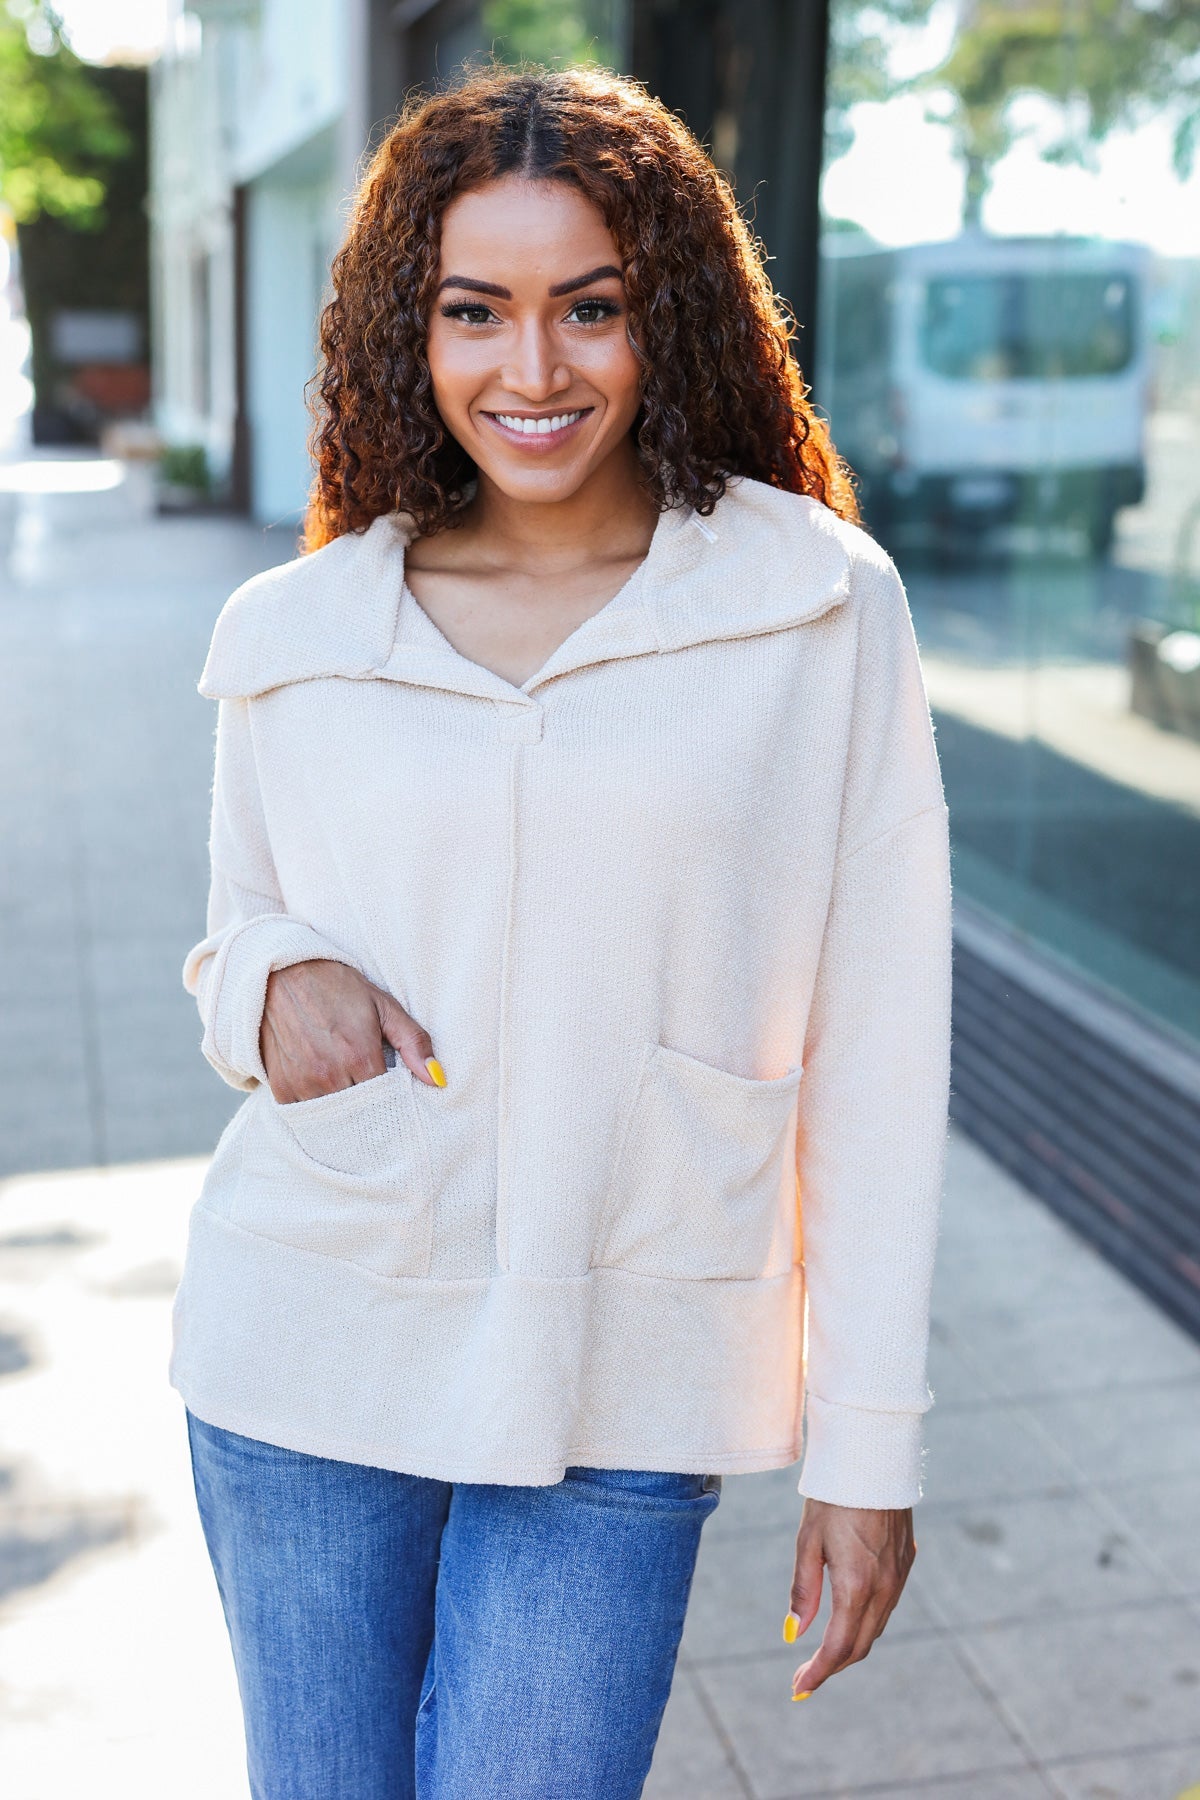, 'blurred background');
1,3,1199,1796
